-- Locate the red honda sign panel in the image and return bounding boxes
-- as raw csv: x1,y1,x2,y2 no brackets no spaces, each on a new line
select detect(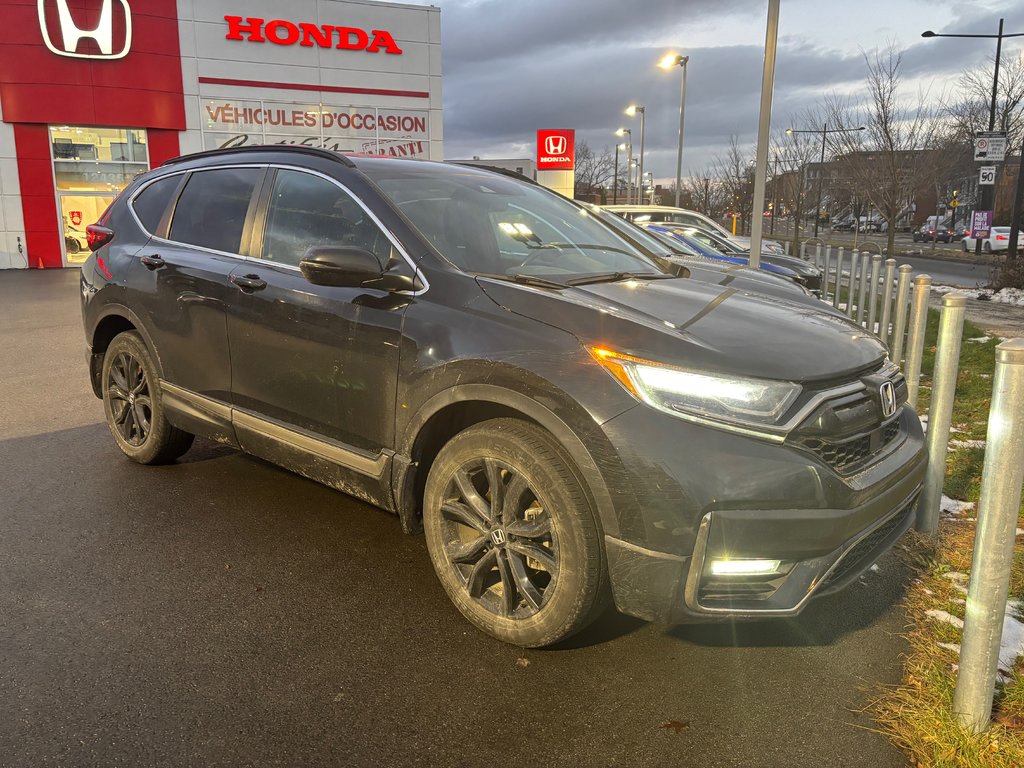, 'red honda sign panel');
537,129,575,170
